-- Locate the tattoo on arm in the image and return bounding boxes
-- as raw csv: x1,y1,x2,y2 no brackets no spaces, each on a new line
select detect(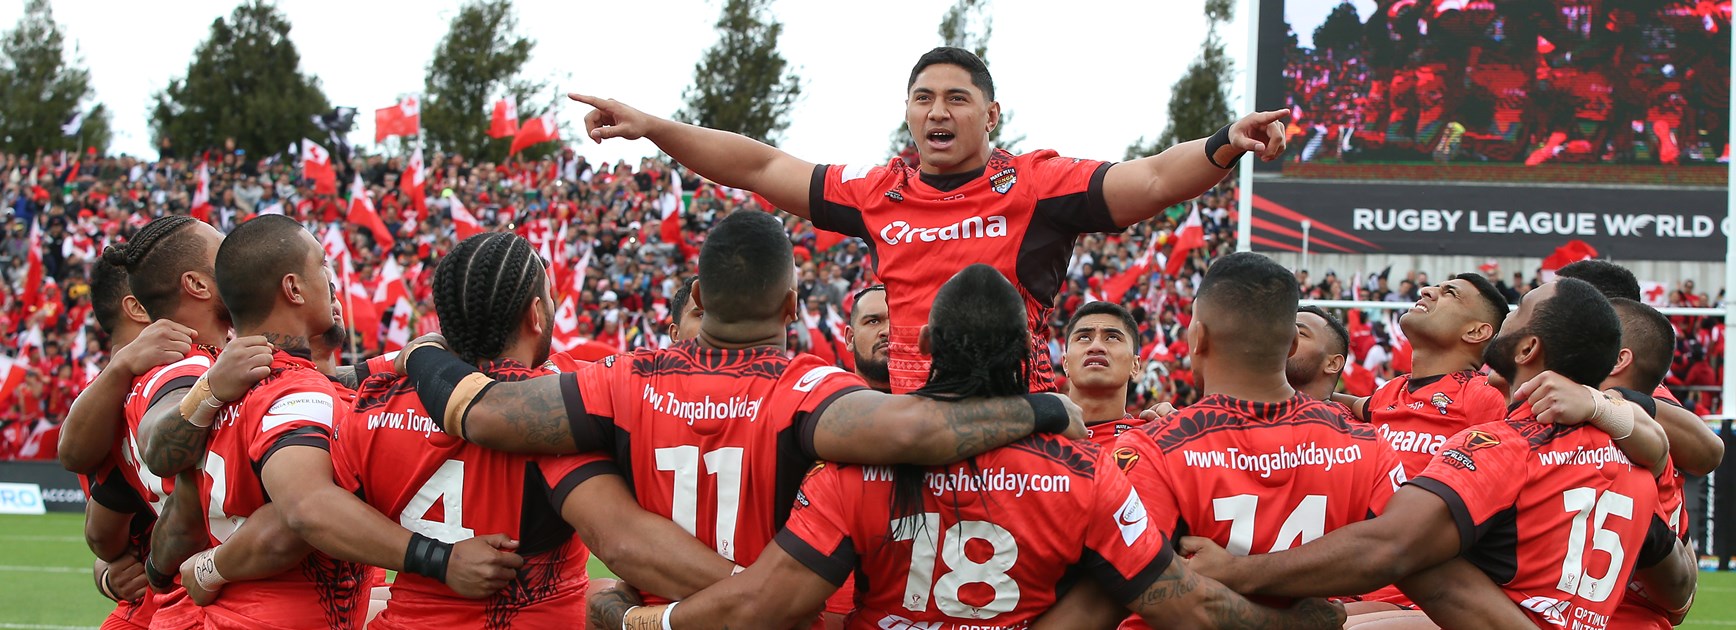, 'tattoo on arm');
1135,563,1342,630
939,398,1038,460
587,588,638,630
471,379,579,452
332,366,359,390
142,390,210,476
